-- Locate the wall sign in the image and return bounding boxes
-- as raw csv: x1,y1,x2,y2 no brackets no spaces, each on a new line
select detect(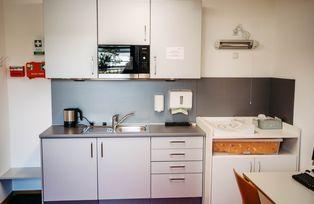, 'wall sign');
33,39,45,55
166,47,184,60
